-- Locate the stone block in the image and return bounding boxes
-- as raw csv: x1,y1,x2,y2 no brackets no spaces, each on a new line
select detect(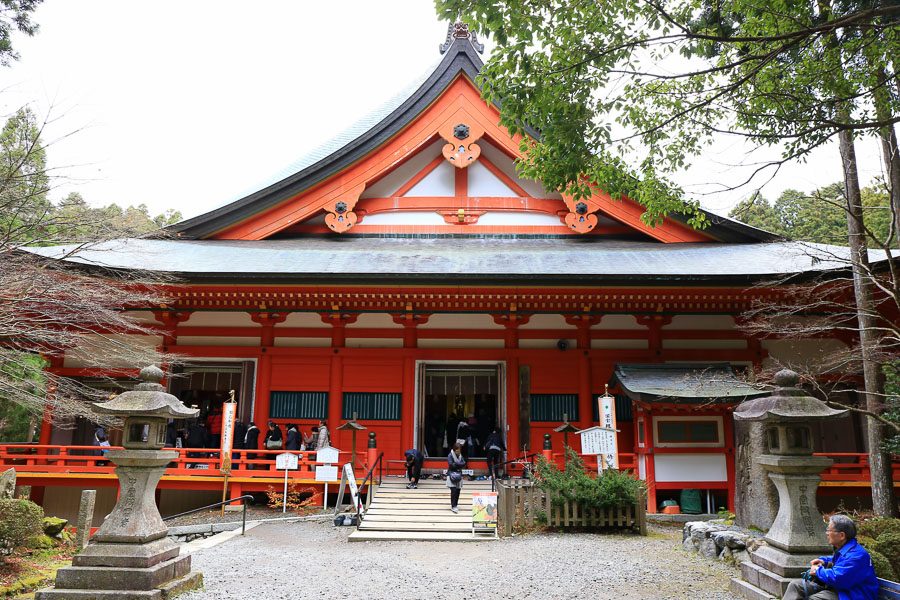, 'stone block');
682,537,696,552
0,468,15,499
700,537,719,559
730,577,777,600
73,537,181,569
159,571,203,599
42,517,68,537
741,561,760,587
55,555,192,591
75,490,96,550
35,589,162,599
751,544,819,578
